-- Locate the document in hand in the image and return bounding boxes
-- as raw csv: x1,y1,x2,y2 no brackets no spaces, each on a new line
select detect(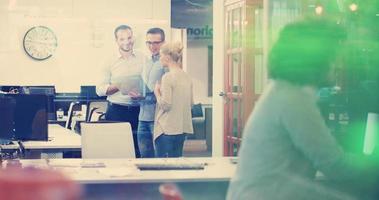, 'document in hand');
118,75,146,98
